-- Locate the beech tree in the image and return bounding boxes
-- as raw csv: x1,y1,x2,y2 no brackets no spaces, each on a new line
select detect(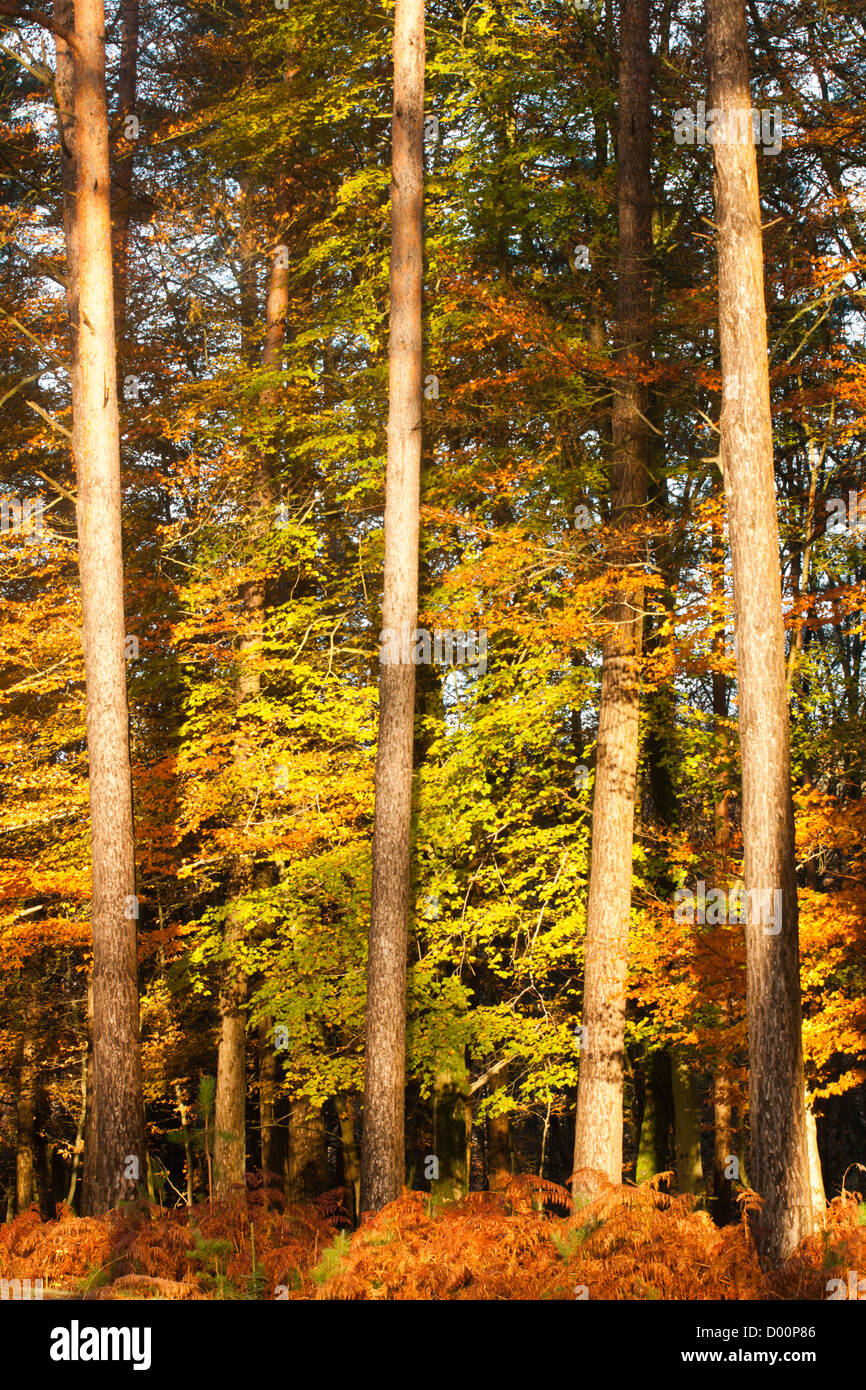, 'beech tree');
705,0,812,1263
573,0,652,1188
360,0,425,1215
